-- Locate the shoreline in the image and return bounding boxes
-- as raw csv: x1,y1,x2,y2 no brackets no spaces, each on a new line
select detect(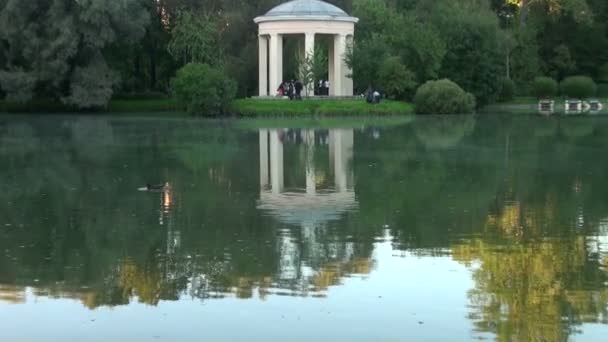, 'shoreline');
0,98,414,117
